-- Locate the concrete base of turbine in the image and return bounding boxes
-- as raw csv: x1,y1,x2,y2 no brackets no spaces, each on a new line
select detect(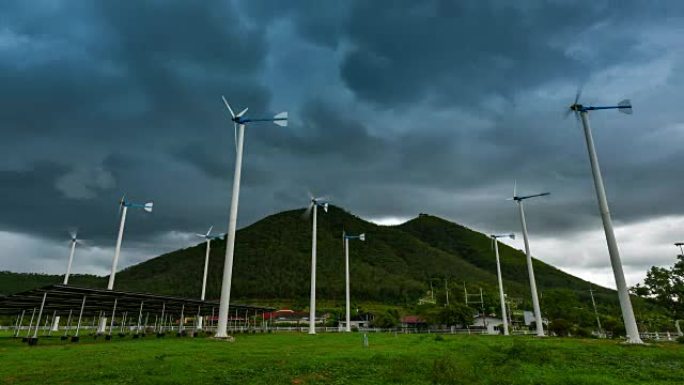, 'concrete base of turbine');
211,335,235,342
622,338,646,345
